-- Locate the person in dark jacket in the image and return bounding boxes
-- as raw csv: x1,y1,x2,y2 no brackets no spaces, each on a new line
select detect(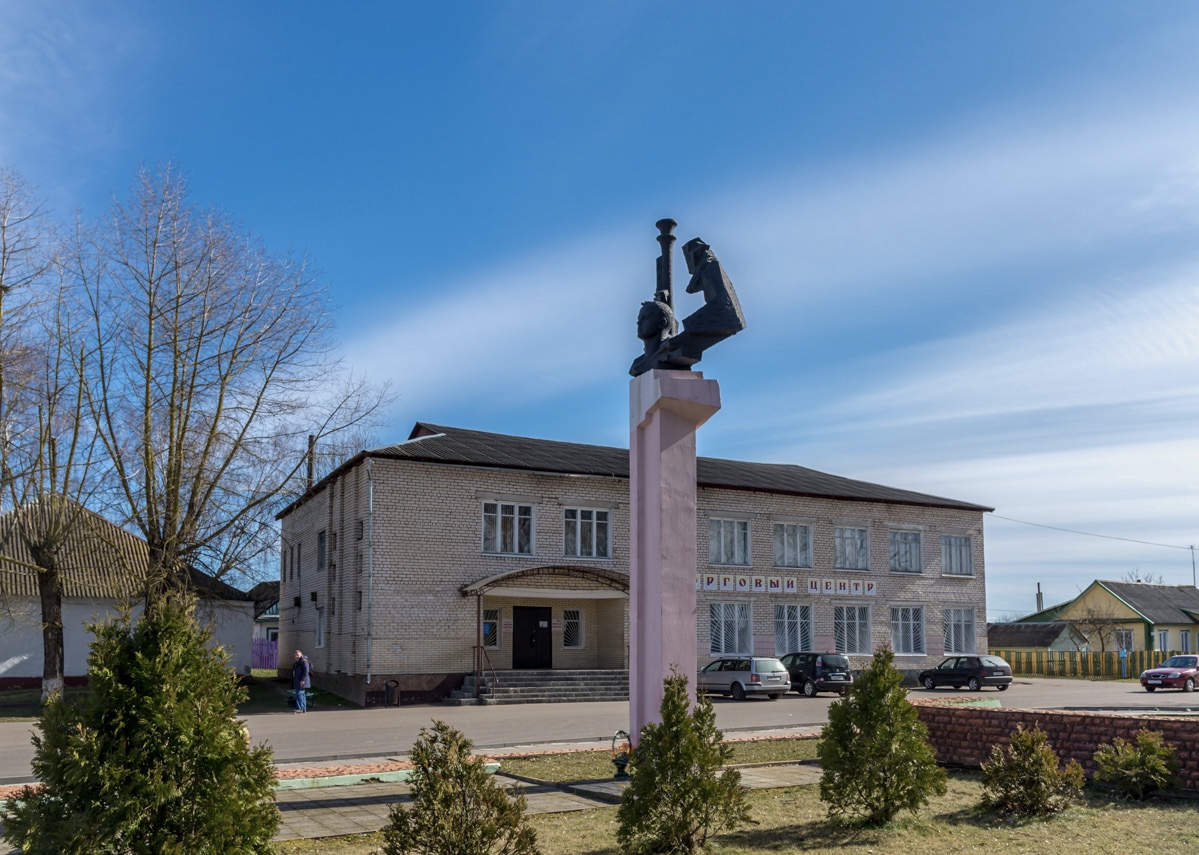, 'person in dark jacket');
292,649,311,713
